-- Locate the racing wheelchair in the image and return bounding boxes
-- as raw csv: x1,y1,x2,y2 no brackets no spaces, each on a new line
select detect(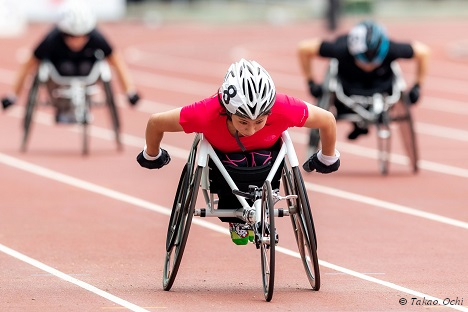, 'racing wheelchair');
163,131,320,302
308,59,418,175
22,59,121,155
